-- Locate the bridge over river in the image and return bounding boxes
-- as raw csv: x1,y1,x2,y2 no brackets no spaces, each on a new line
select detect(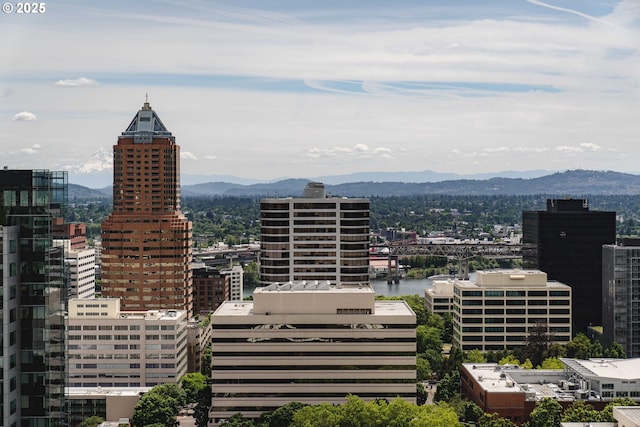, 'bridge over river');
377,242,524,282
